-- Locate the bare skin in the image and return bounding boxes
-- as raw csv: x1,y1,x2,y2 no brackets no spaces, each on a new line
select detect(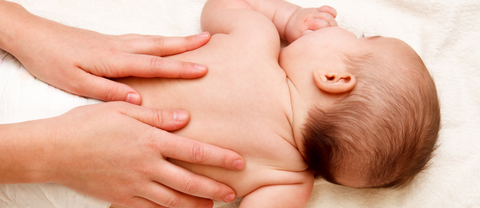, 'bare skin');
119,0,415,207
0,0,209,104
117,0,338,207
0,1,246,207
